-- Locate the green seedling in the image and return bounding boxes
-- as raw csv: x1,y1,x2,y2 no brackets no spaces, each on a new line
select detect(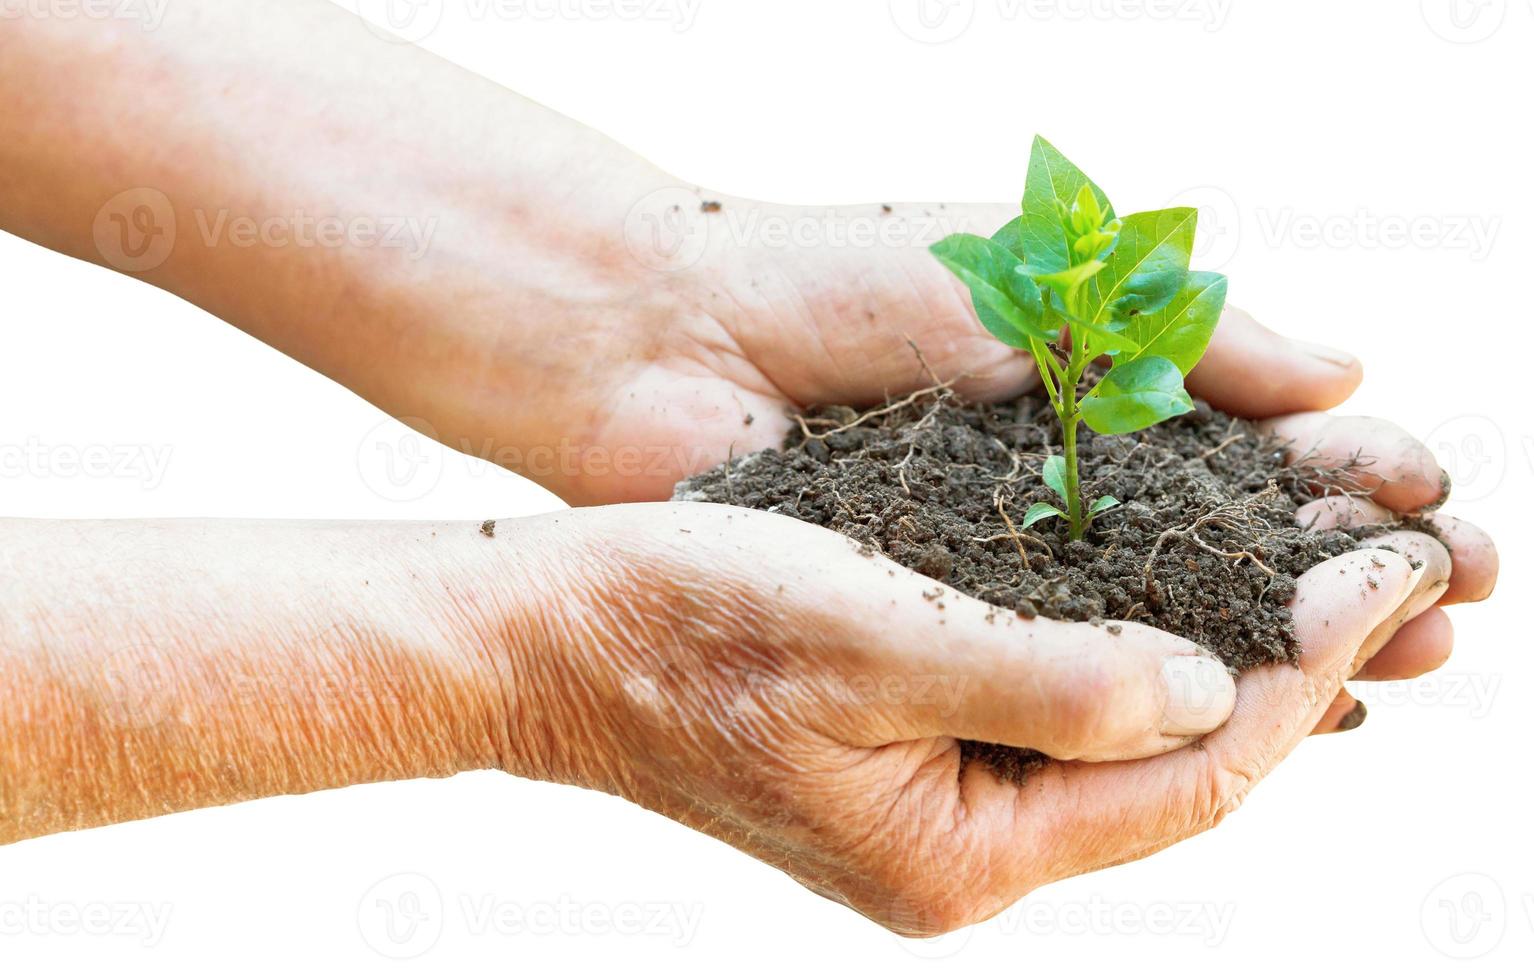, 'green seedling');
931,136,1228,541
